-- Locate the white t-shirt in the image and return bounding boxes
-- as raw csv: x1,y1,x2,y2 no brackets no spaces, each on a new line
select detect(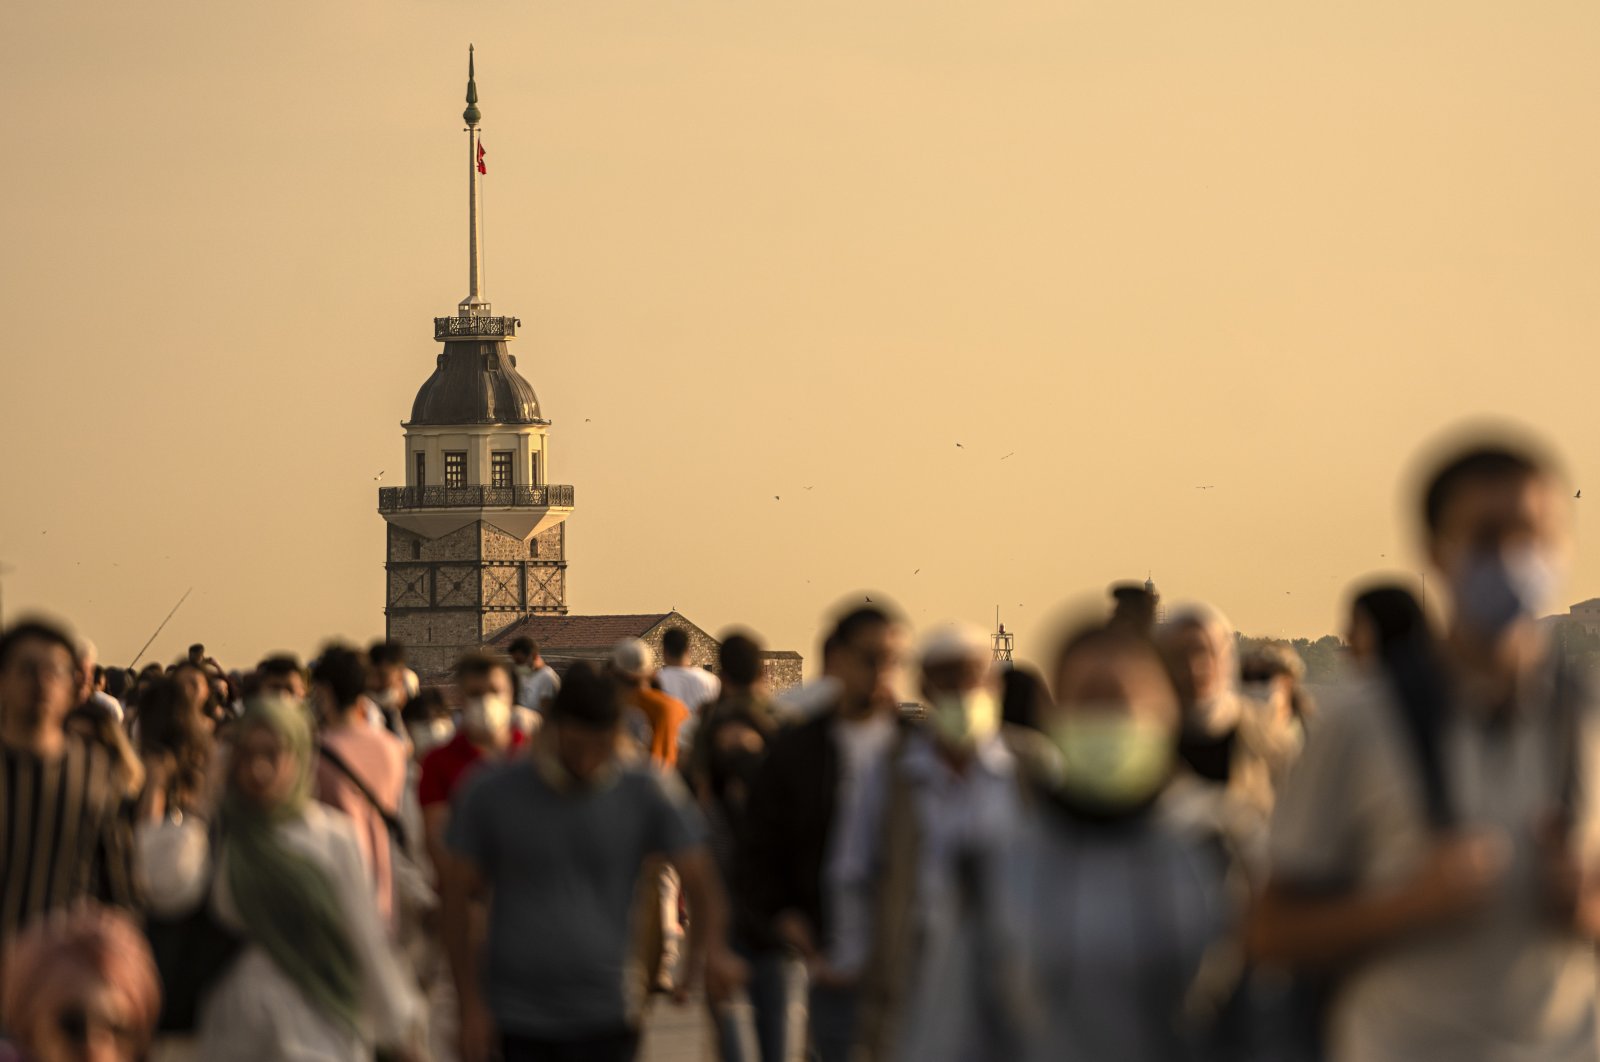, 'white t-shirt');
517,665,561,712
1269,666,1600,1062
657,665,721,714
